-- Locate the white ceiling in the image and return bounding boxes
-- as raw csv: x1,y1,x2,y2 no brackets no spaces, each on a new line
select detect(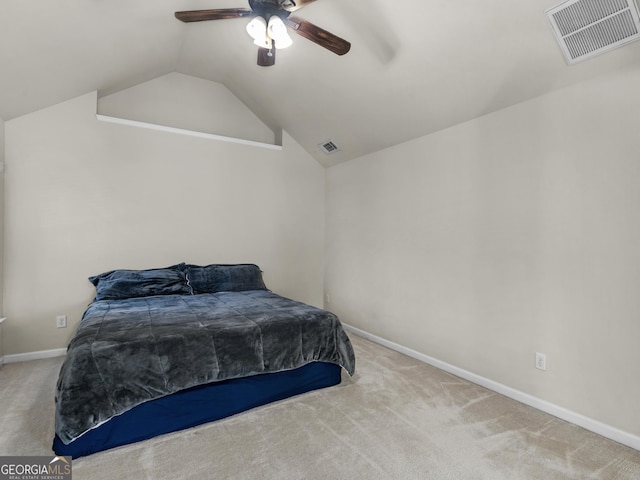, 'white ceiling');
2,0,640,166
